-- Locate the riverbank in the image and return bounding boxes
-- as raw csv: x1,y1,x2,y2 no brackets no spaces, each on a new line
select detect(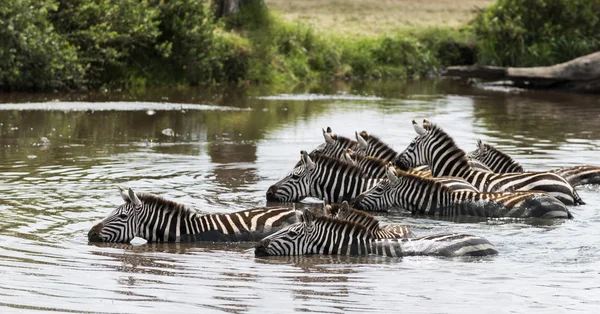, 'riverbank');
1,0,598,92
